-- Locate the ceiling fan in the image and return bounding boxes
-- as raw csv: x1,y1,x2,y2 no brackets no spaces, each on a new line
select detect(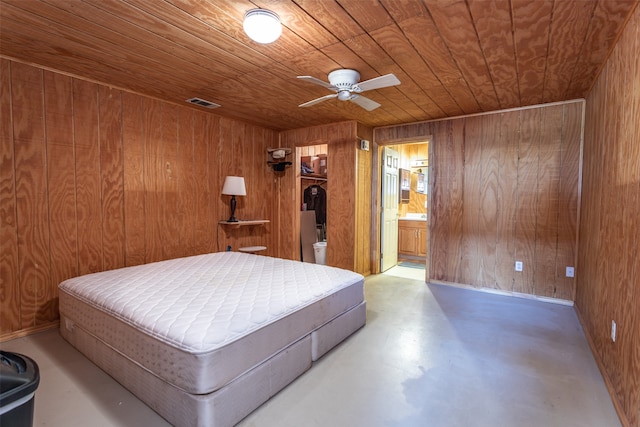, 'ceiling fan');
297,69,400,111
